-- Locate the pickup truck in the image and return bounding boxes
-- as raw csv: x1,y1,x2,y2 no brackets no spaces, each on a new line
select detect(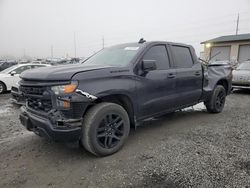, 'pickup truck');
19,40,232,156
